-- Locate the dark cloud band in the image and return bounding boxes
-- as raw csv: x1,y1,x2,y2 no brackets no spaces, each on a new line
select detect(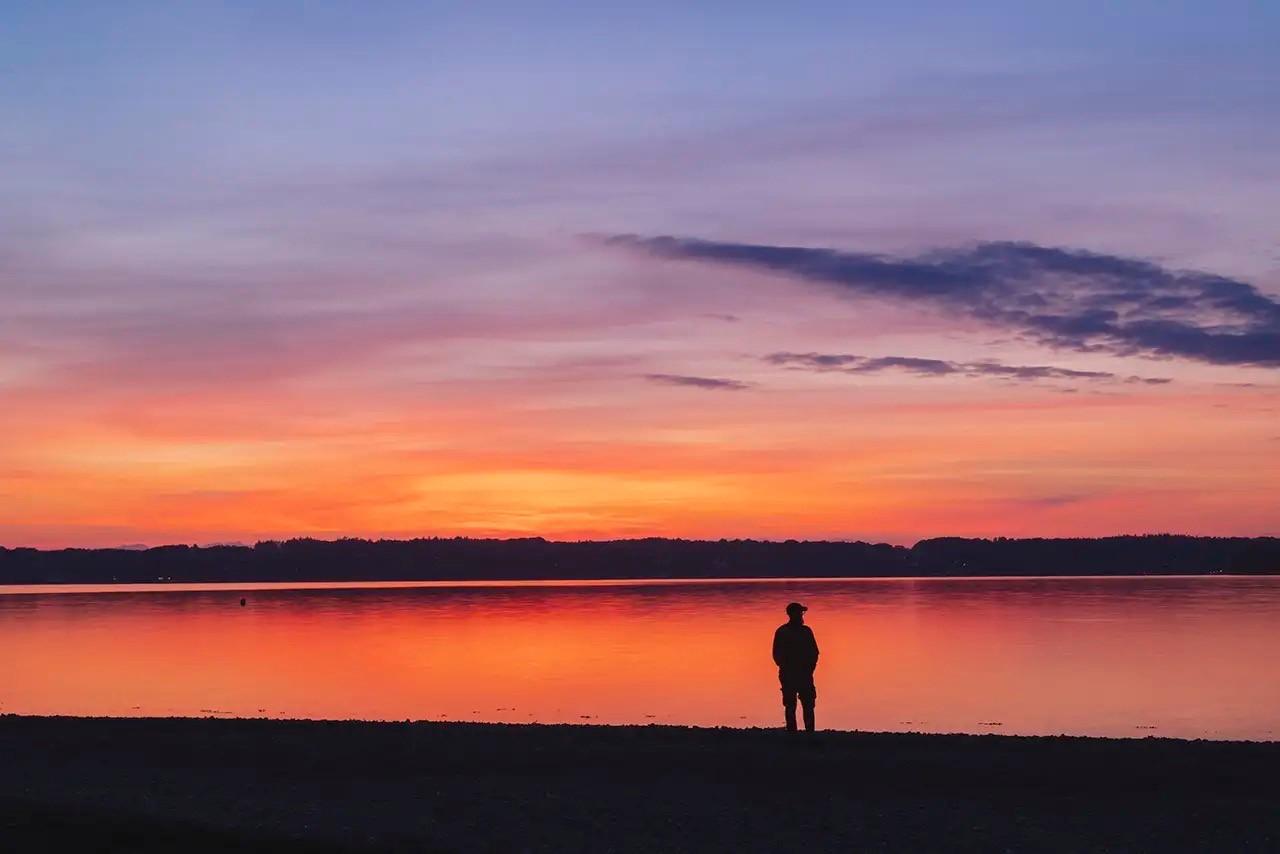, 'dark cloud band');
607,236,1280,368
766,352,1170,384
644,373,750,391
